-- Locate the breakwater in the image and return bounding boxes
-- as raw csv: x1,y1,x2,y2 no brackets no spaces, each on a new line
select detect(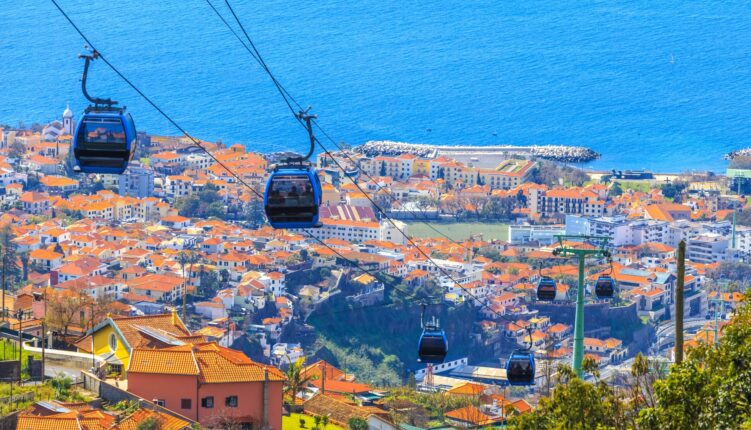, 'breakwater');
355,141,600,163
725,149,751,160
